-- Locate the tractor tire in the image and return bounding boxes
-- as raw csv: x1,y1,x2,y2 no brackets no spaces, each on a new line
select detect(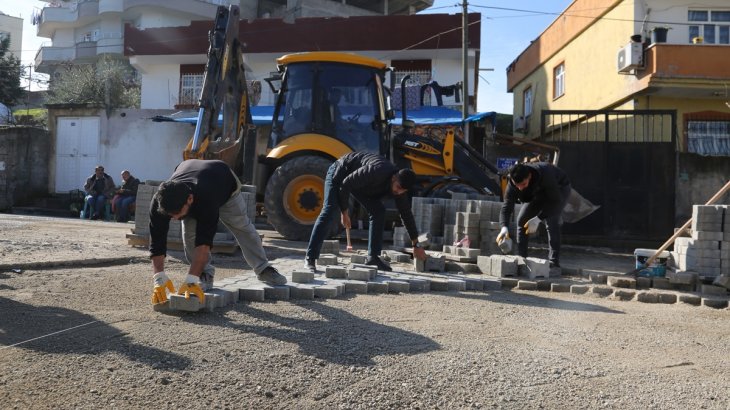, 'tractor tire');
264,156,335,241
